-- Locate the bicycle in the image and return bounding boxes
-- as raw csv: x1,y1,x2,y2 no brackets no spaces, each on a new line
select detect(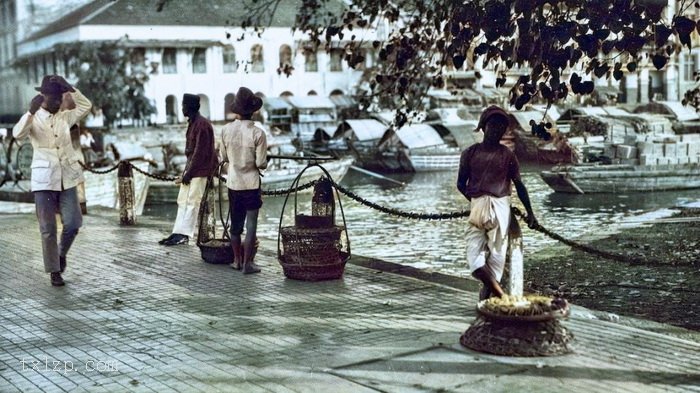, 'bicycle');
0,136,33,191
